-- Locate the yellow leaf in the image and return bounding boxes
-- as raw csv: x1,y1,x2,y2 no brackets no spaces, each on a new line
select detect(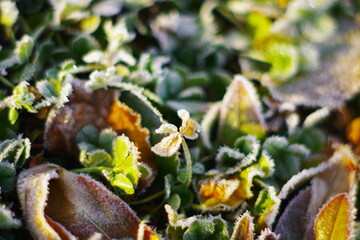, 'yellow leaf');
178,109,200,140
314,194,354,240
198,177,241,209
